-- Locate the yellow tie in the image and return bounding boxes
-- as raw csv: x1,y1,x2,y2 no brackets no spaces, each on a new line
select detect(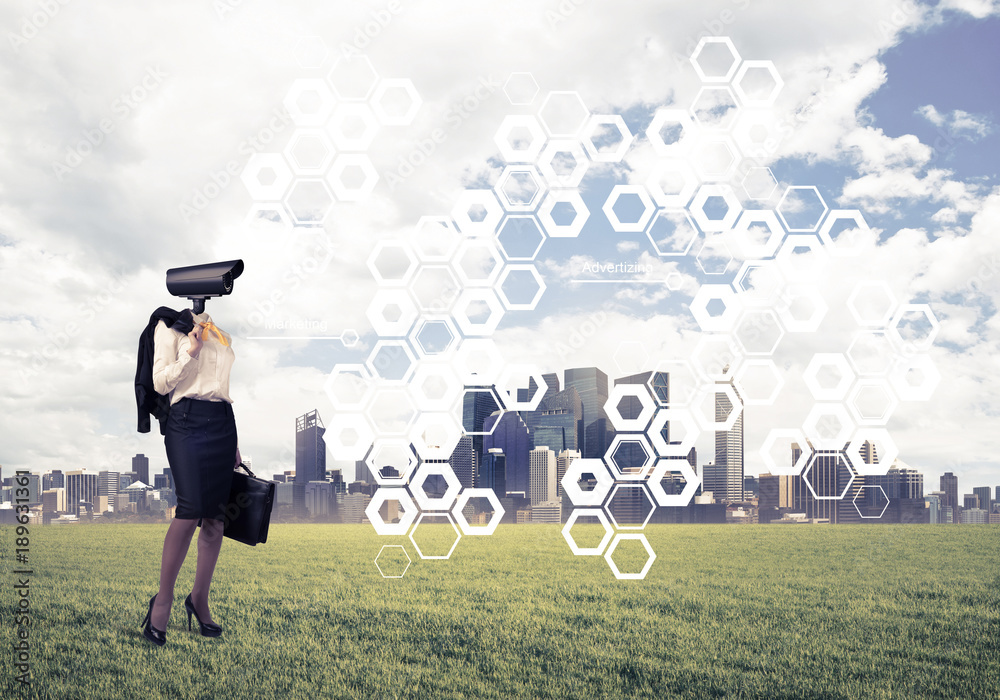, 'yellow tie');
200,321,230,347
